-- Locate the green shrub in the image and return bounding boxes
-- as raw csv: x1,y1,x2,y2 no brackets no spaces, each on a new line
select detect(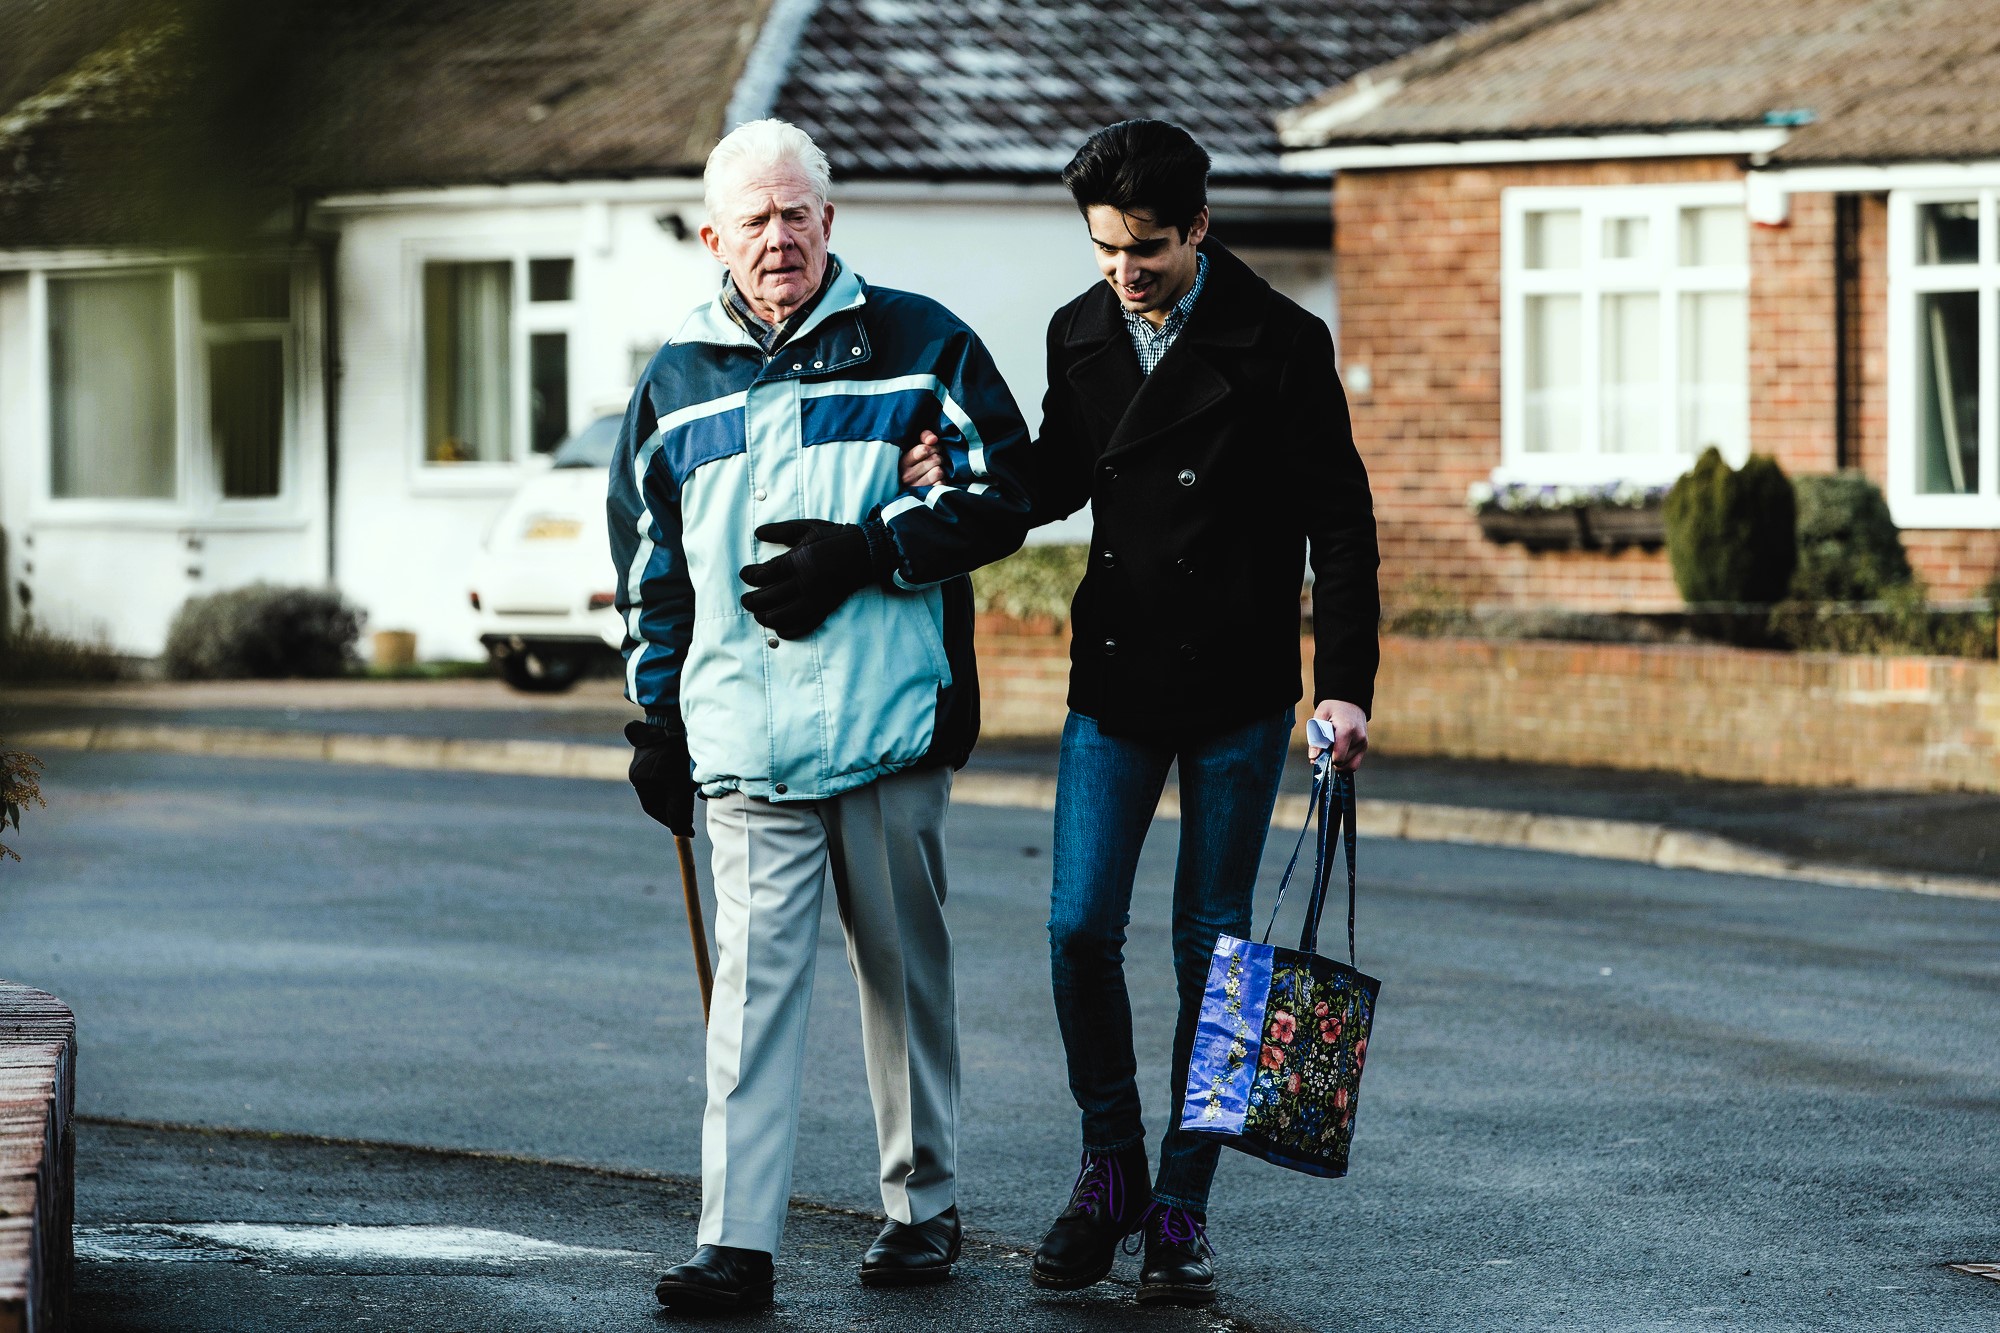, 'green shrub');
161,582,364,680
1790,471,1913,601
0,619,124,682
1663,448,1797,604
1769,584,1997,658
971,543,1088,627
1381,579,1473,637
